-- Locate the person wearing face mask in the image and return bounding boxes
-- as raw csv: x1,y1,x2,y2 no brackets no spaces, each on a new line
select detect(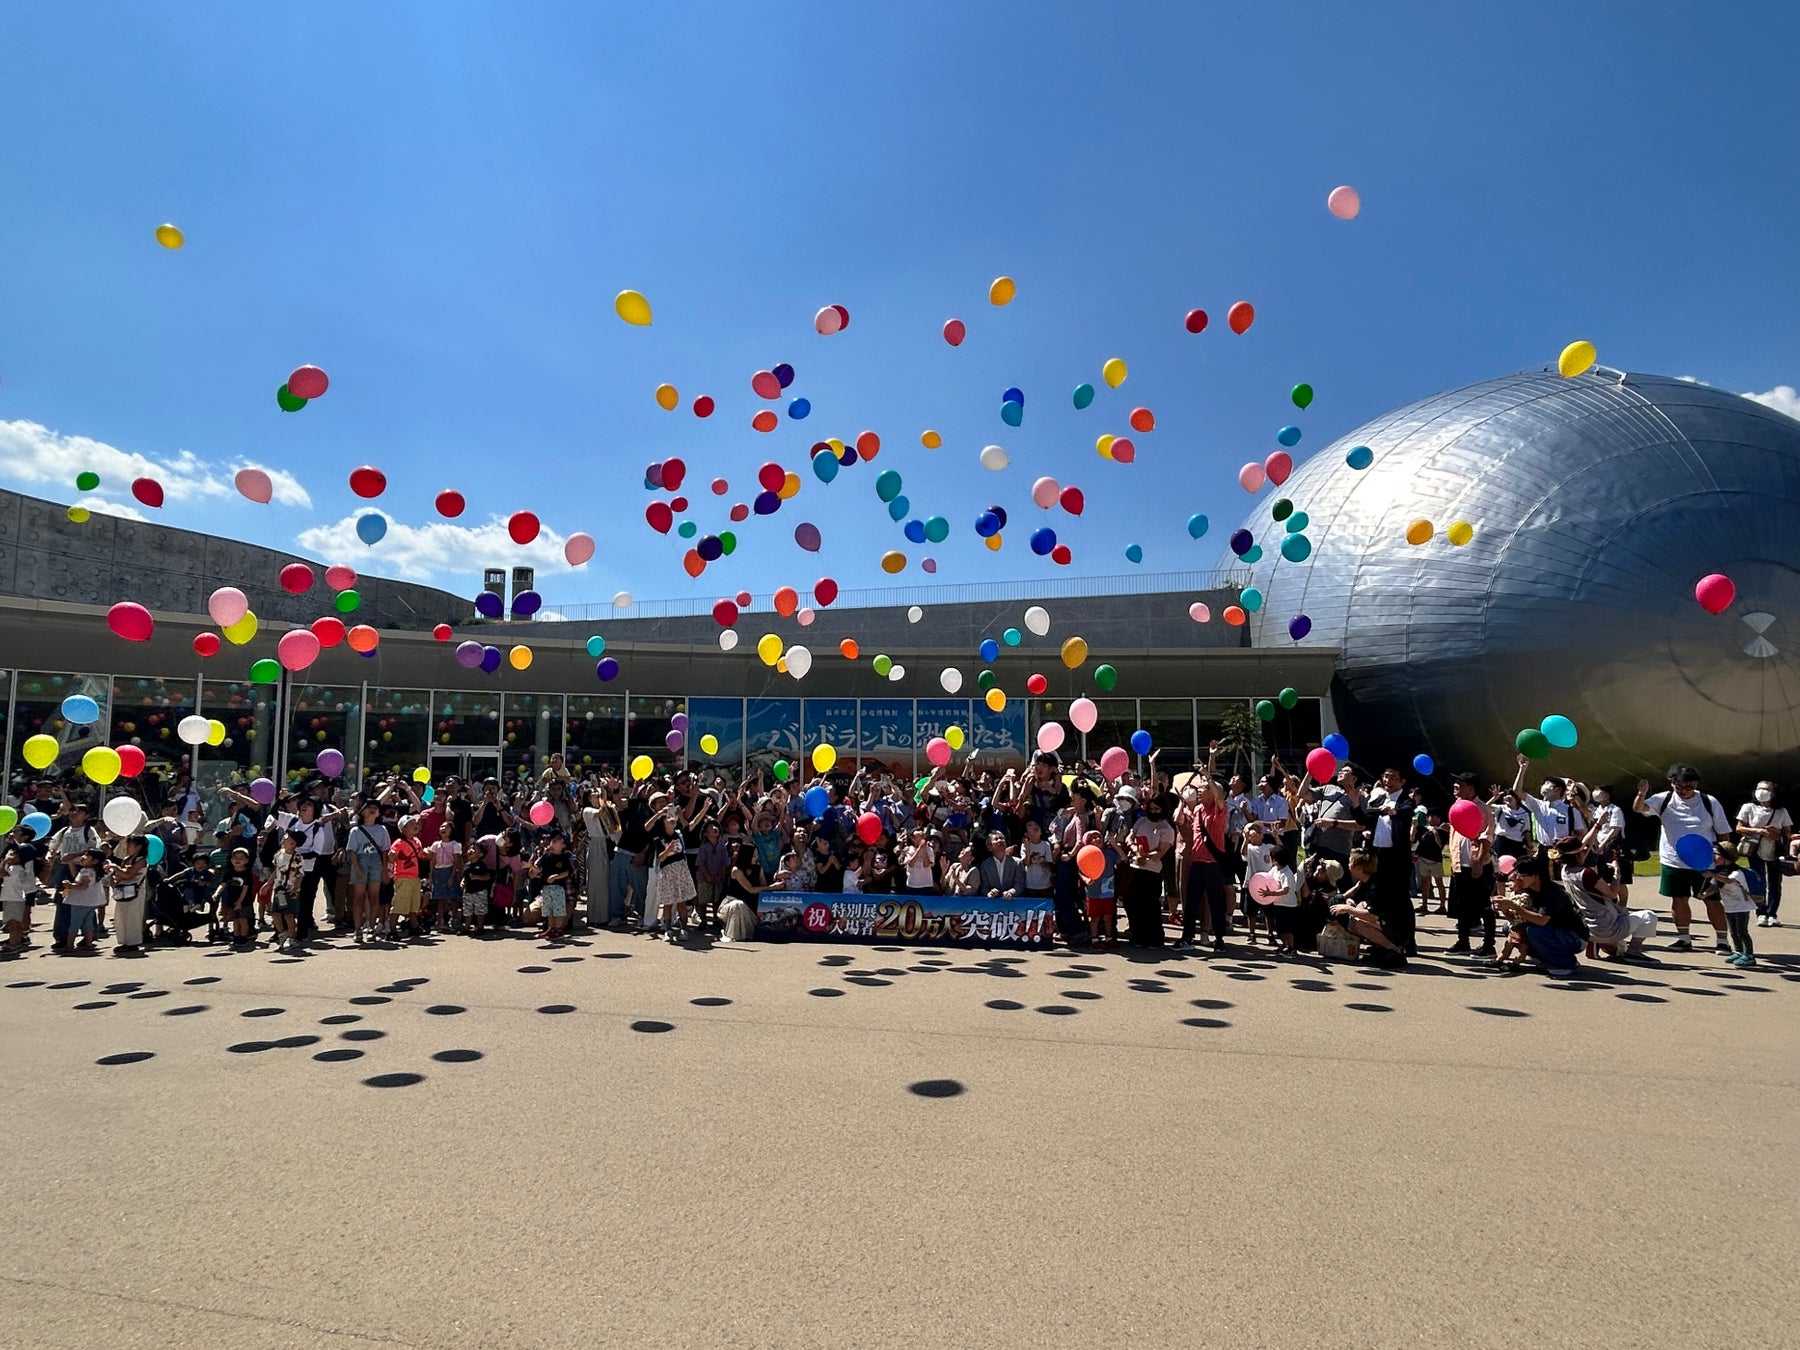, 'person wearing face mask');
1511,757,1587,849
1123,787,1174,947
1734,781,1790,926
1582,785,1633,901
1174,745,1230,952
1634,764,1734,953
